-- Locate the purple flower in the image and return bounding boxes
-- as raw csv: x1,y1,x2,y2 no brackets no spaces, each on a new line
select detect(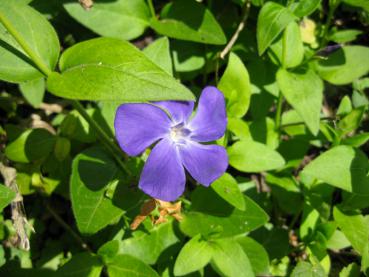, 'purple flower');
114,86,228,201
